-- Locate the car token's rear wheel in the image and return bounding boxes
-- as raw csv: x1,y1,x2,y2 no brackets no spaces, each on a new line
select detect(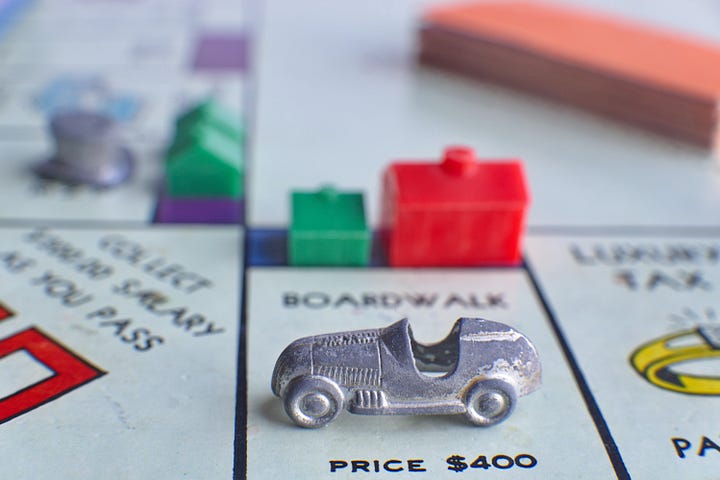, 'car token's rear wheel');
464,379,517,427
283,375,344,428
